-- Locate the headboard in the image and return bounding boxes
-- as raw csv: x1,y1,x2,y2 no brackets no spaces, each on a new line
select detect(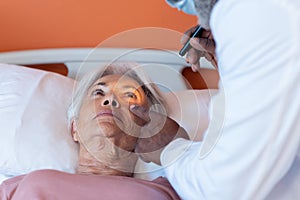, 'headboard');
0,47,216,92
